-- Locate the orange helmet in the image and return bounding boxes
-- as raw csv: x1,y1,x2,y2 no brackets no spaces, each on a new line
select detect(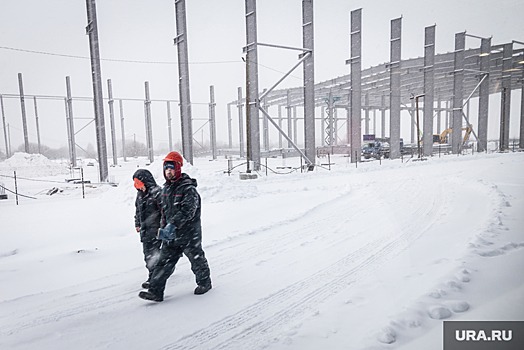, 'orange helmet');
163,151,183,166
